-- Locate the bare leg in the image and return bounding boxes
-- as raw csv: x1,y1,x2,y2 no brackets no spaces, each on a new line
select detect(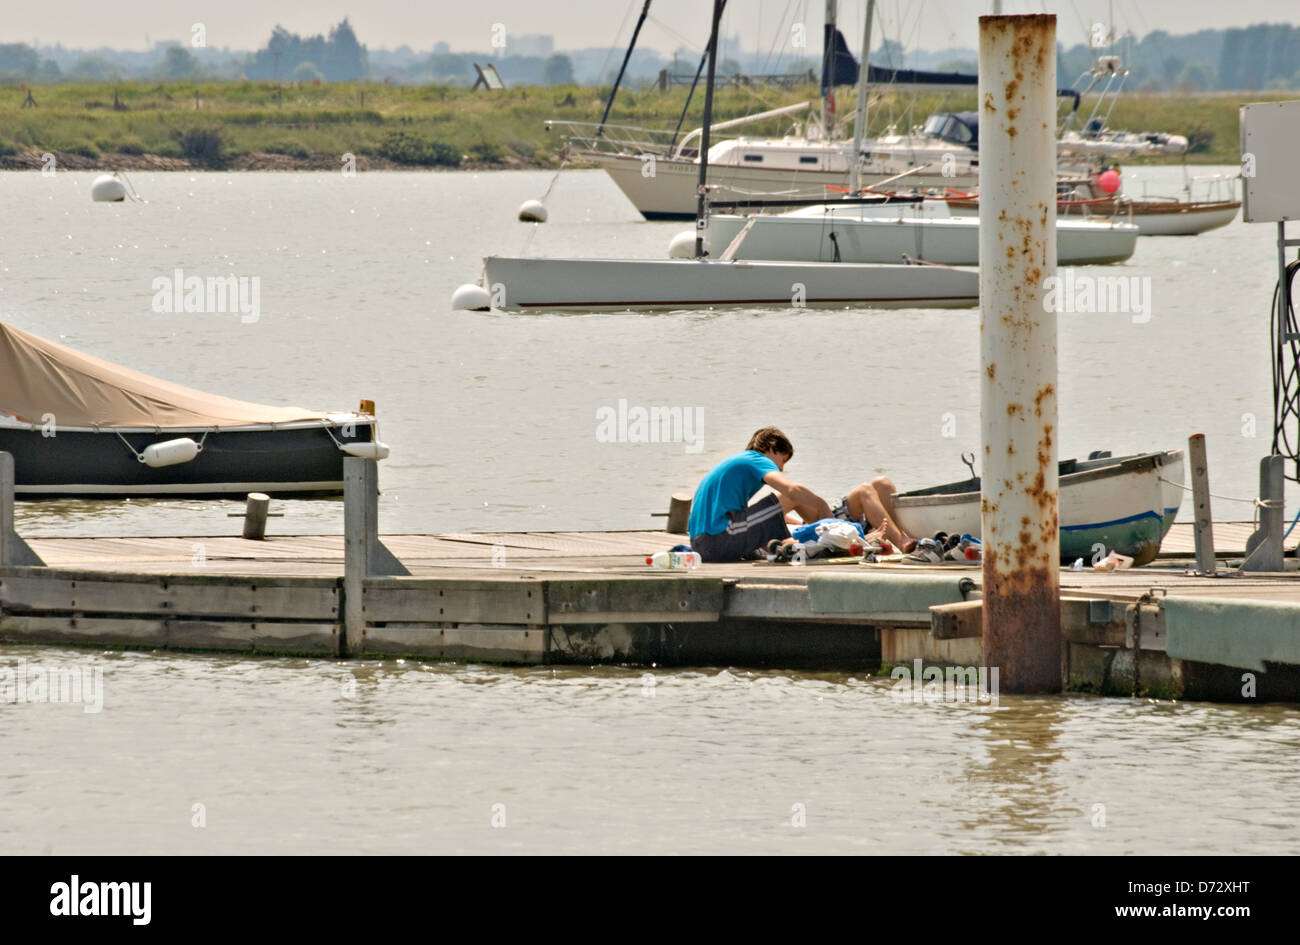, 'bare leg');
776,489,832,524
845,477,912,547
